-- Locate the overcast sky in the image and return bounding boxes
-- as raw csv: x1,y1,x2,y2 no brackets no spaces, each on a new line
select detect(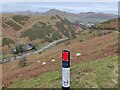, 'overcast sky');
1,0,120,2
1,0,119,14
